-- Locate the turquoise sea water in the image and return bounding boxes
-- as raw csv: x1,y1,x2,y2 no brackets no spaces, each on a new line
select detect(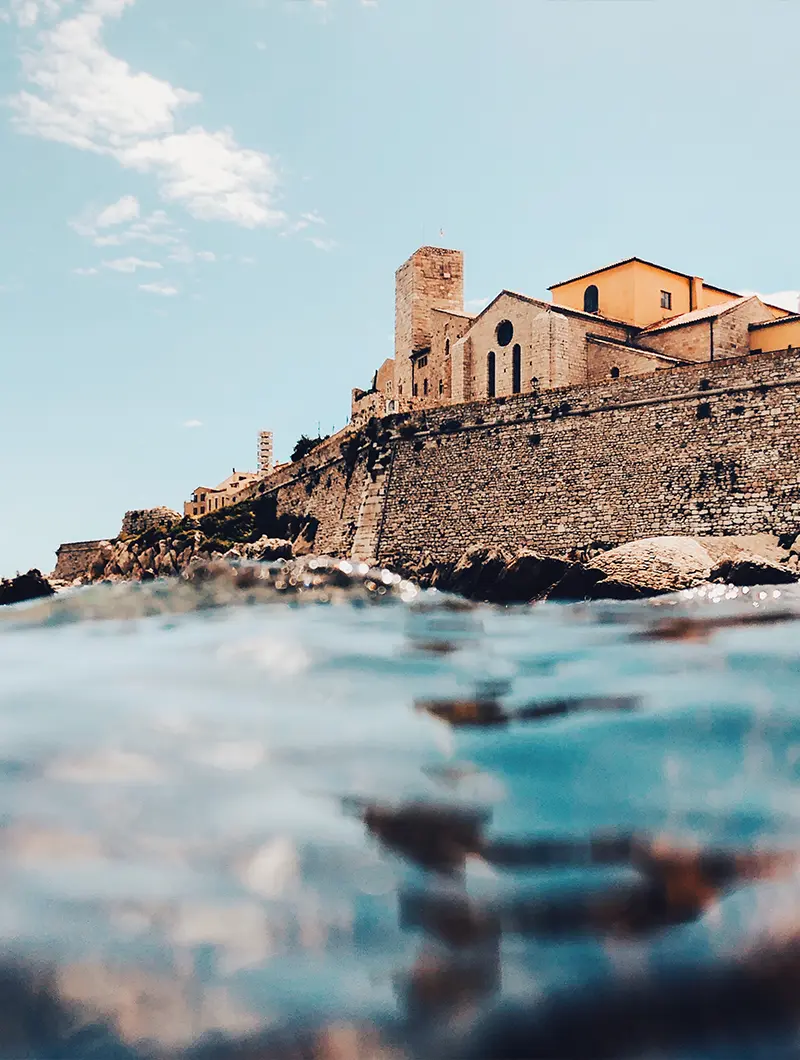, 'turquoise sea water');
3,567,800,1059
